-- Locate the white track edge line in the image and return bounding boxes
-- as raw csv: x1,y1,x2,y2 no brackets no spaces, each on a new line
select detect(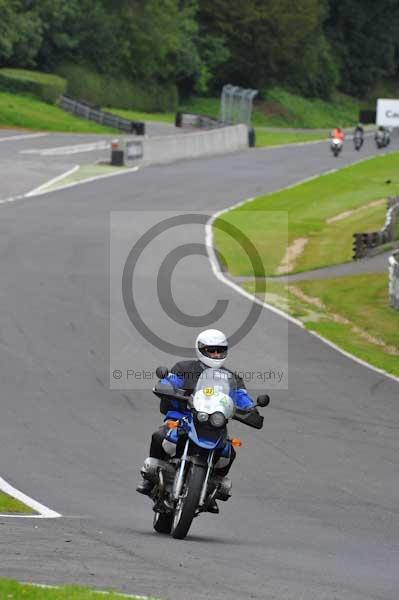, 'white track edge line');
26,165,79,196
0,165,140,205
0,133,48,143
308,331,399,384
0,476,61,519
205,185,399,385
27,165,140,198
